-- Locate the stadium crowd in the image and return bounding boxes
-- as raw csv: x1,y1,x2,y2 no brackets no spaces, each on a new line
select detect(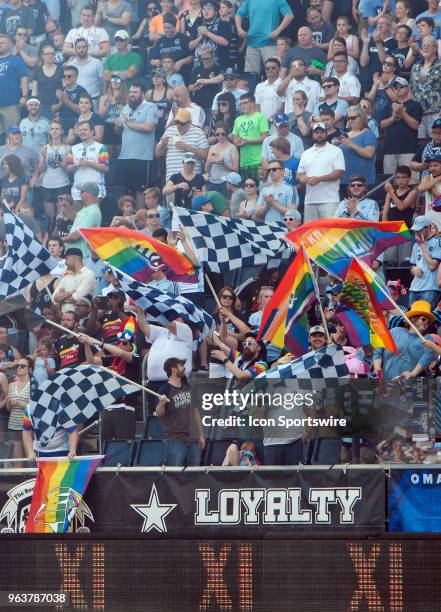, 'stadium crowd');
0,0,441,467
